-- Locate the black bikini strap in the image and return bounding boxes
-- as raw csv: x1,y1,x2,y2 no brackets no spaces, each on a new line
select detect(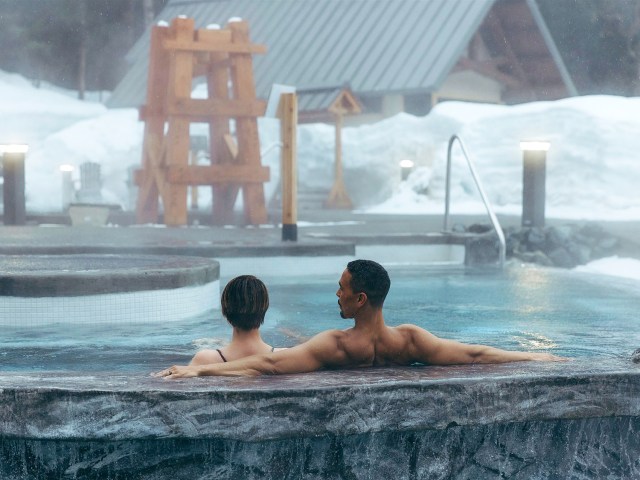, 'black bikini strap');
216,349,227,362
